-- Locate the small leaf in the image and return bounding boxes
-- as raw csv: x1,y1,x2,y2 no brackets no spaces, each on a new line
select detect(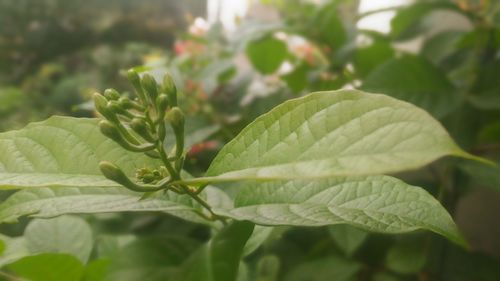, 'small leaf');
24,215,93,263
0,186,232,225
328,224,368,257
0,116,160,189
246,36,288,74
191,89,474,184
362,55,459,118
216,176,465,246
7,253,84,281
181,221,254,281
